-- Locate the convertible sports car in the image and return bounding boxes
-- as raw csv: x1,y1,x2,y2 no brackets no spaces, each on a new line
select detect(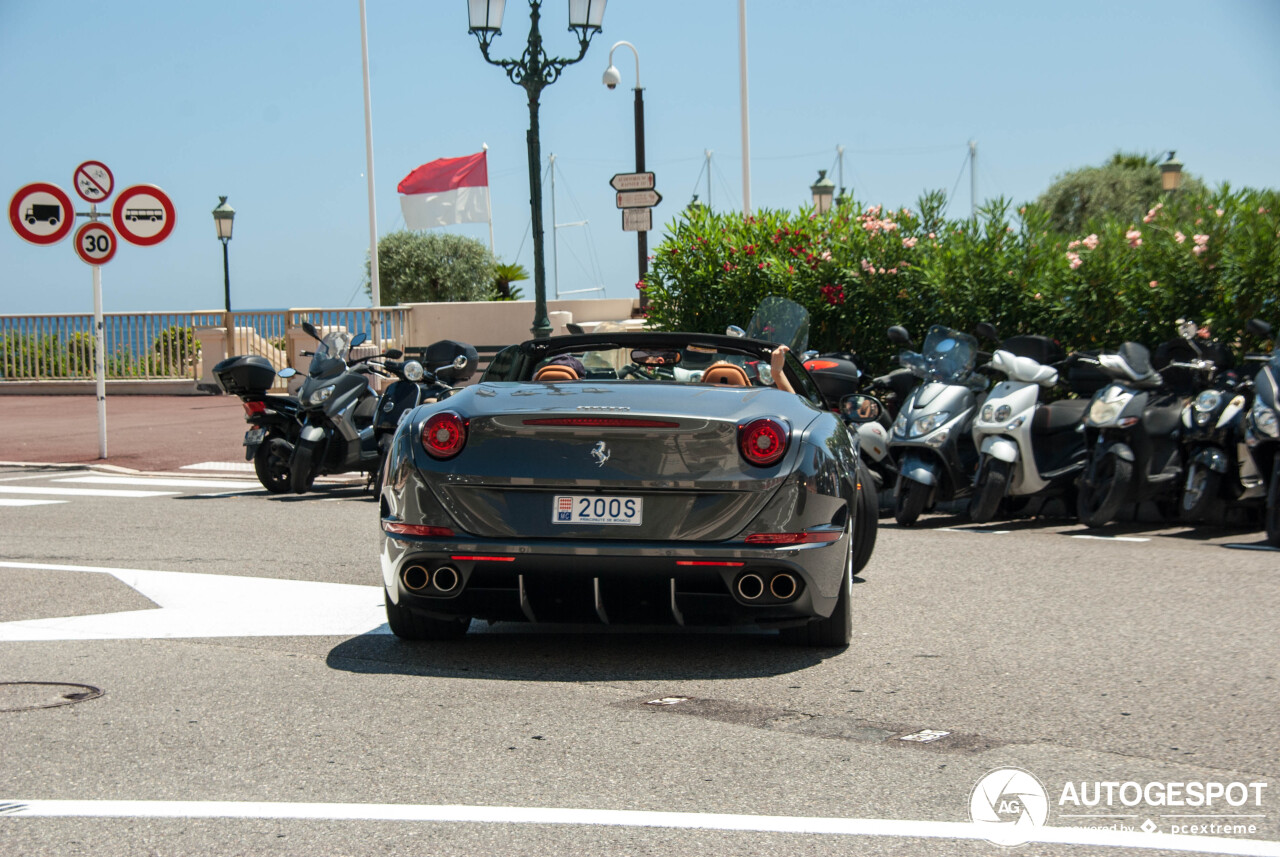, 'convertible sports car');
378,328,878,646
